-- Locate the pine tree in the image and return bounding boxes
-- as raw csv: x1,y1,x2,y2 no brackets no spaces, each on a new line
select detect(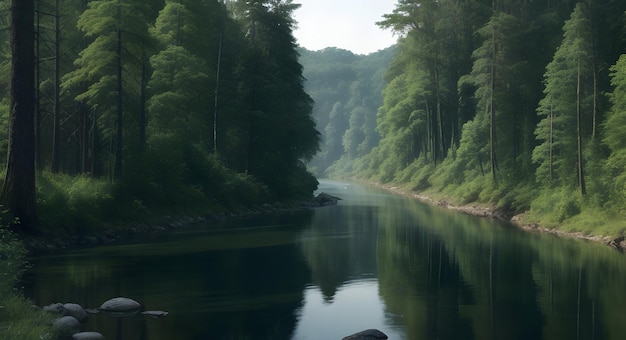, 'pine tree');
62,0,155,182
231,0,319,198
533,3,594,195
